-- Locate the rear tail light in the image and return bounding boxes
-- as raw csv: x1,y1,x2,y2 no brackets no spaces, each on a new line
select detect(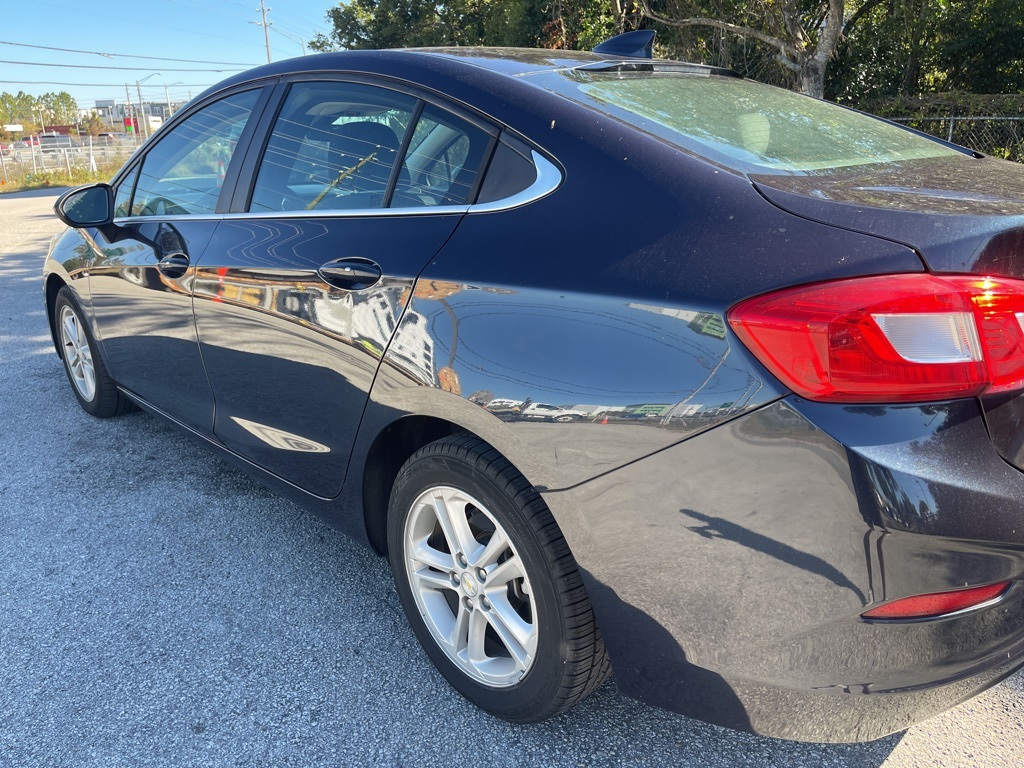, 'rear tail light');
727,274,1024,403
862,581,1012,620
